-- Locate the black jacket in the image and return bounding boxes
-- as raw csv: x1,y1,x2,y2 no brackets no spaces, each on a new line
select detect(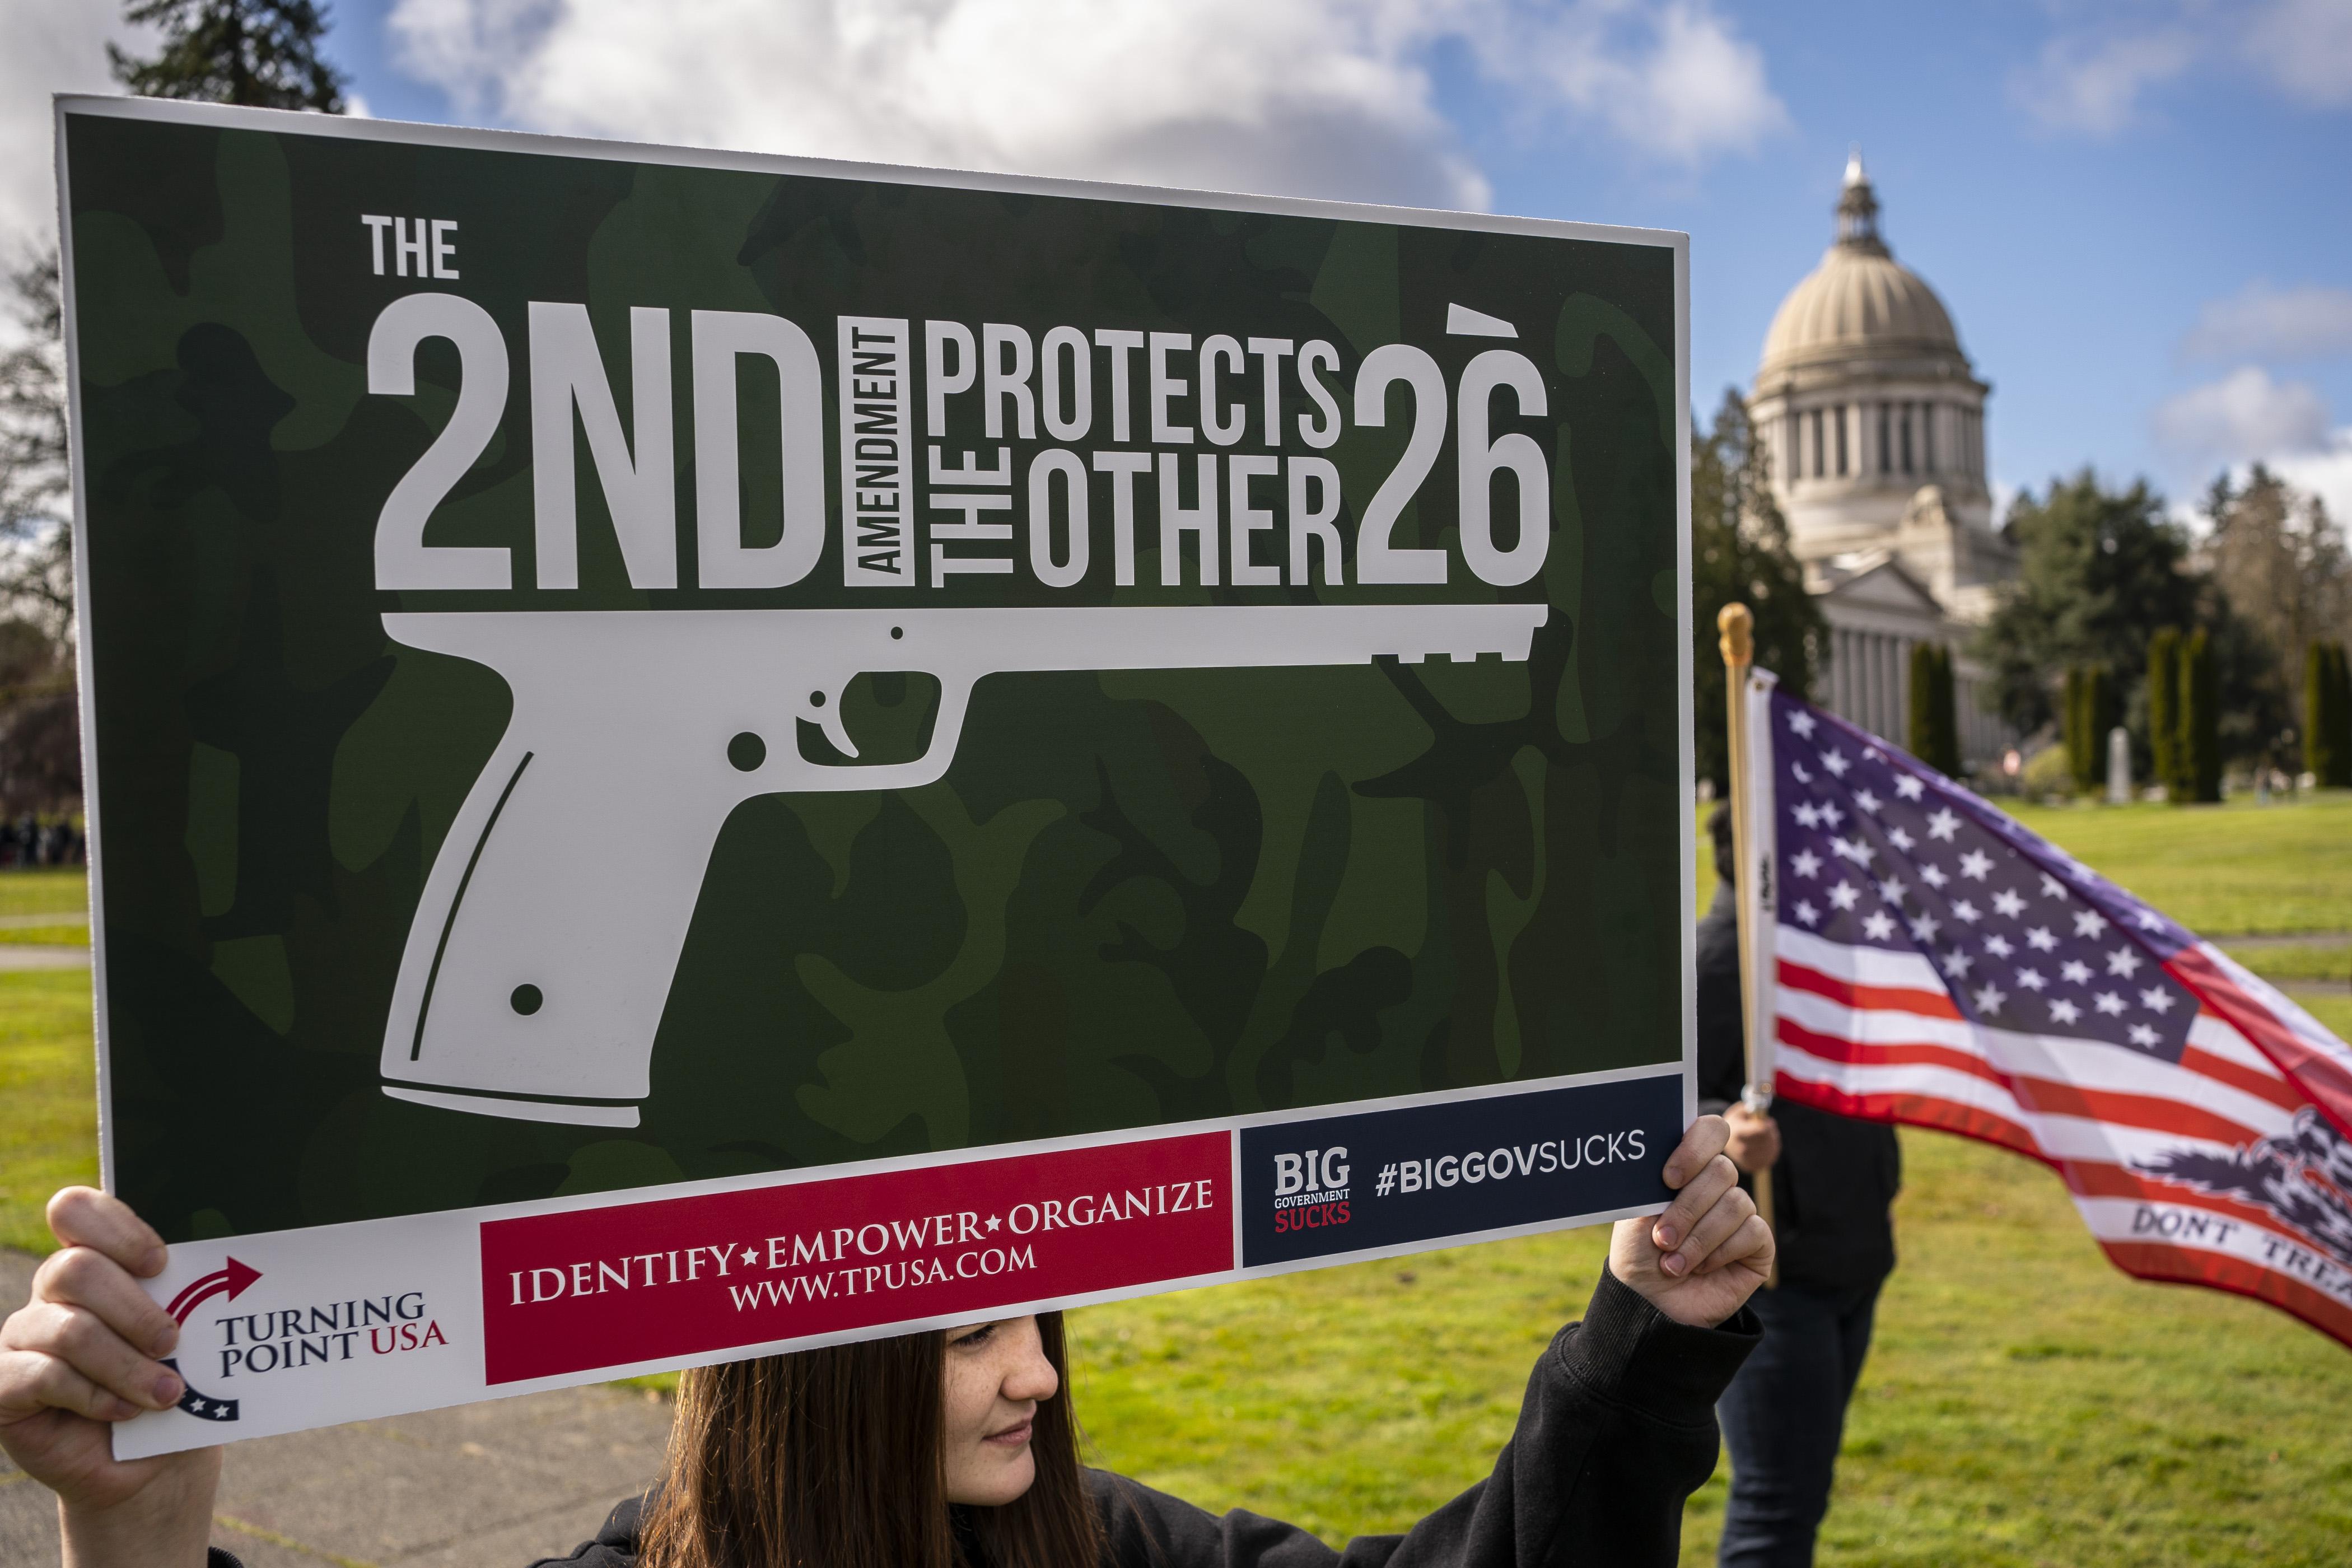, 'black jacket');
1696,883,1900,1293
512,1268,1754,1568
